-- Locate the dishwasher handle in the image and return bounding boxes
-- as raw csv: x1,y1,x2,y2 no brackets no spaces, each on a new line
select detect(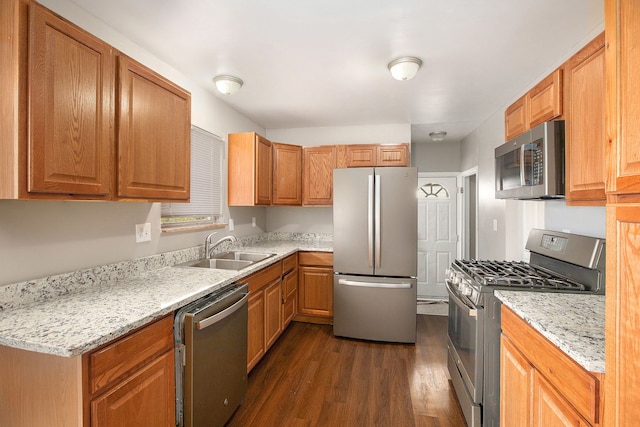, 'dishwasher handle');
196,292,249,330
